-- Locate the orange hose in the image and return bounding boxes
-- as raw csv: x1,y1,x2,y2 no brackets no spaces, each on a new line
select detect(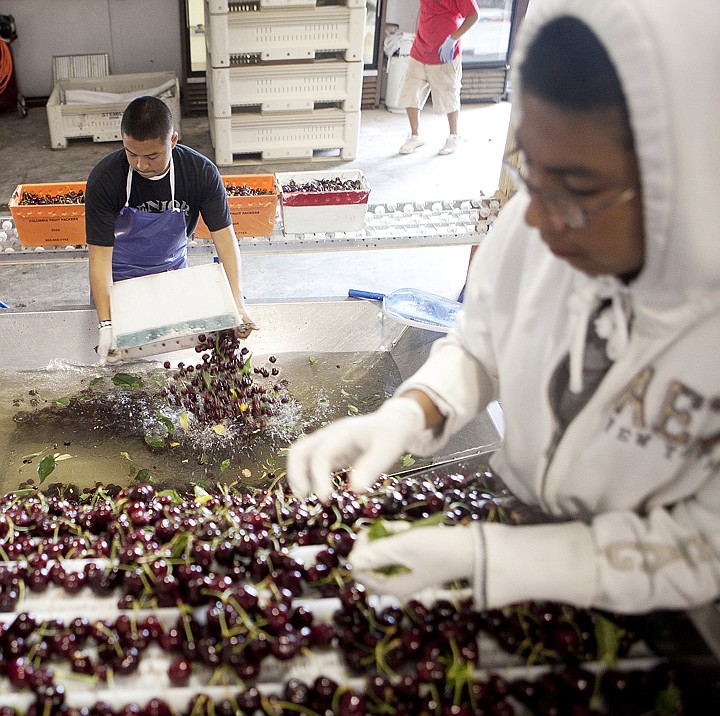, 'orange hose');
0,39,14,95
